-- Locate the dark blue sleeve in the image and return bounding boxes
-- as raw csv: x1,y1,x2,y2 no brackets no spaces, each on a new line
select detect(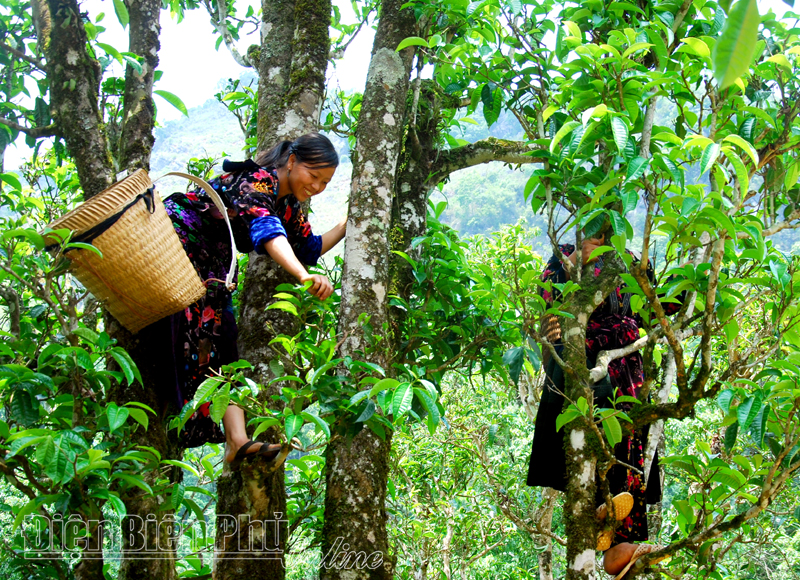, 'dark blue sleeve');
250,216,287,254
291,234,323,267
